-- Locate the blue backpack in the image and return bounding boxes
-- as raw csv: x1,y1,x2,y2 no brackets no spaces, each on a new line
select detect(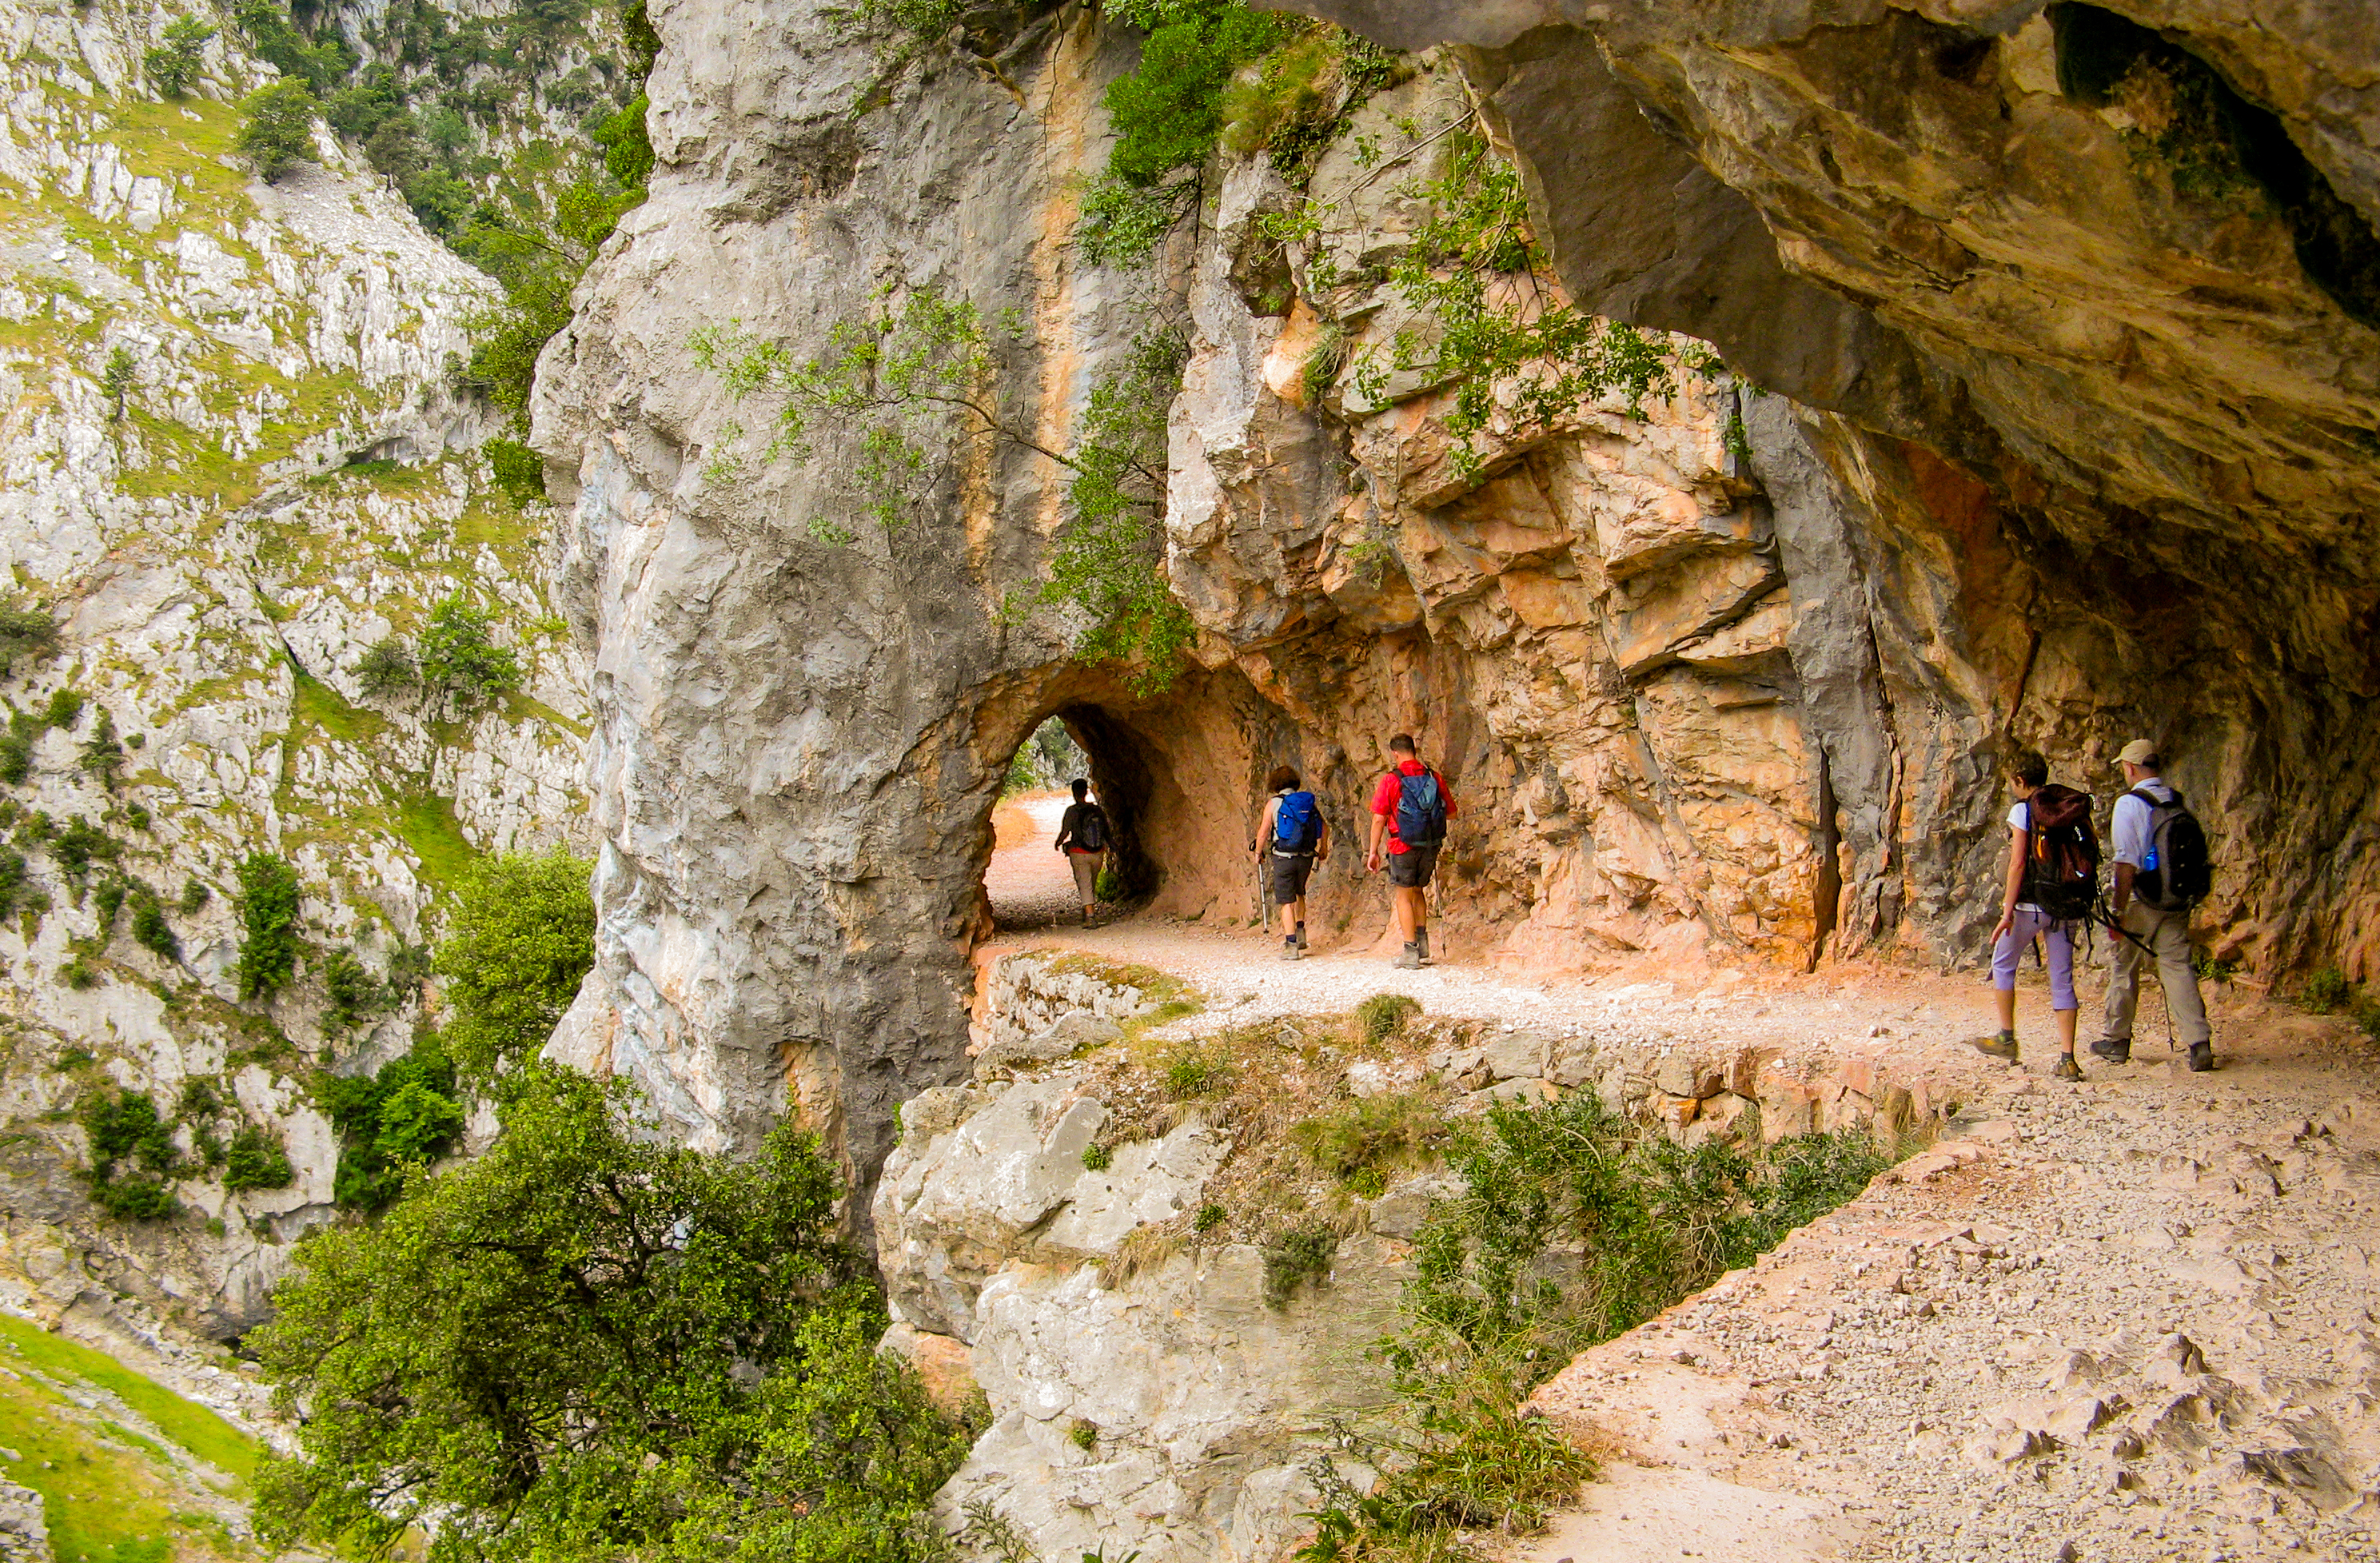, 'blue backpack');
1395,770,1446,847
1274,790,1320,853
